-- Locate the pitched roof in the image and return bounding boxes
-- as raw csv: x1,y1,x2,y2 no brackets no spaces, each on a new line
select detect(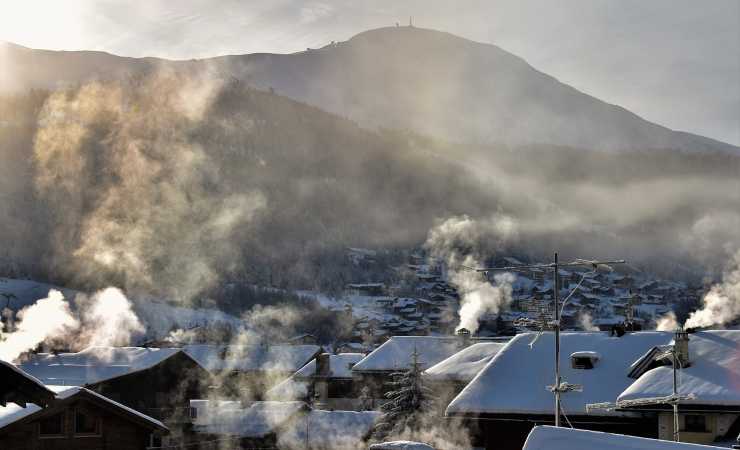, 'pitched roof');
446,331,673,416
619,330,740,408
183,344,321,373
19,346,182,386
0,360,55,407
294,353,365,379
352,336,463,372
423,342,506,382
0,386,166,432
523,426,721,450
